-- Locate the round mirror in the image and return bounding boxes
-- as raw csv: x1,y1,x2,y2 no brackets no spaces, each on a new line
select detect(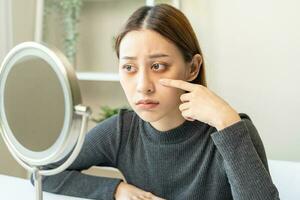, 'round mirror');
4,55,66,152
0,42,90,199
